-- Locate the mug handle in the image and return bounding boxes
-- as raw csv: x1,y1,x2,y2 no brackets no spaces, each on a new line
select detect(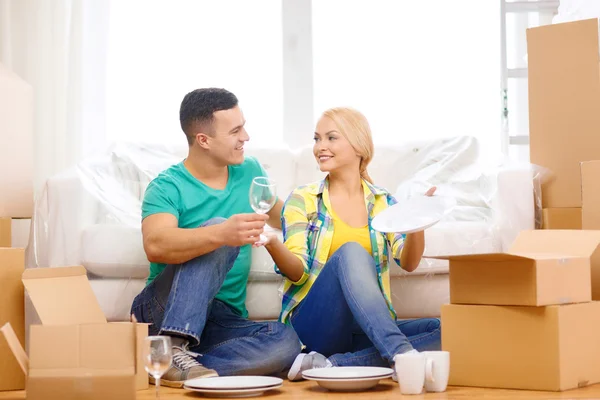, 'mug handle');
425,357,435,383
